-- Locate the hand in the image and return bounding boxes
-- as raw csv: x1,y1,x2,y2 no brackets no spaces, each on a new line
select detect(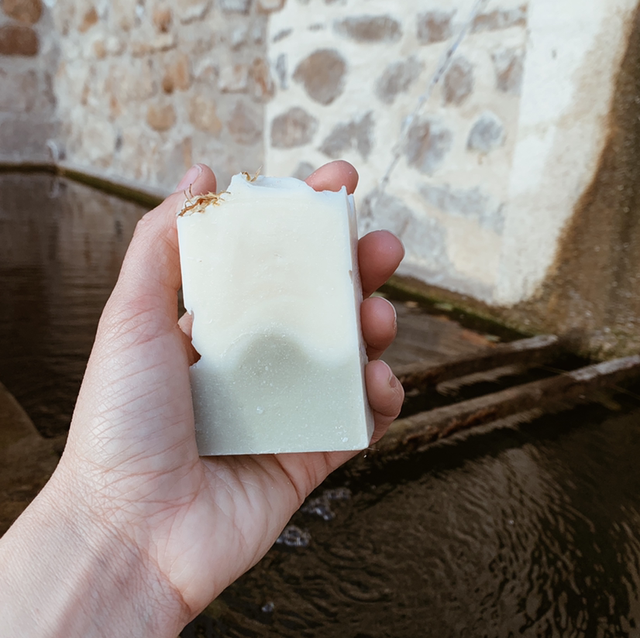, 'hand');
0,161,404,638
